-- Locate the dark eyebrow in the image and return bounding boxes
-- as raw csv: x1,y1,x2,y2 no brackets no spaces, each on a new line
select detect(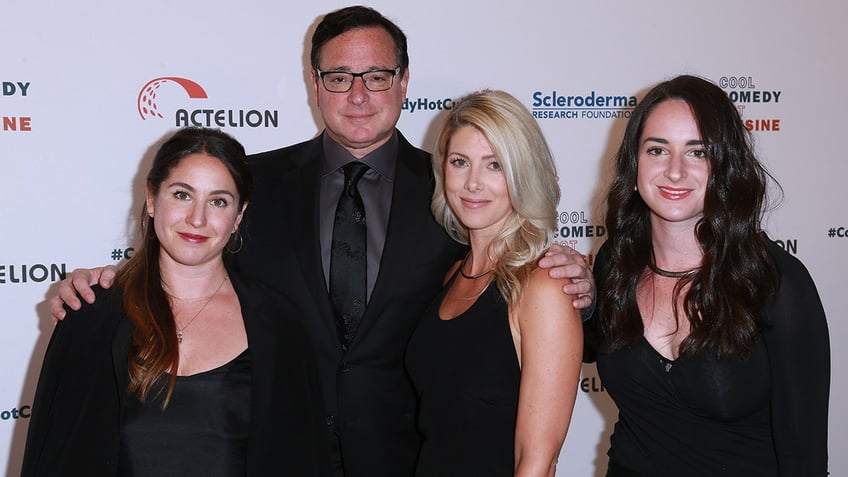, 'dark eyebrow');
167,182,236,198
642,137,705,146
167,181,195,191
320,66,393,73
